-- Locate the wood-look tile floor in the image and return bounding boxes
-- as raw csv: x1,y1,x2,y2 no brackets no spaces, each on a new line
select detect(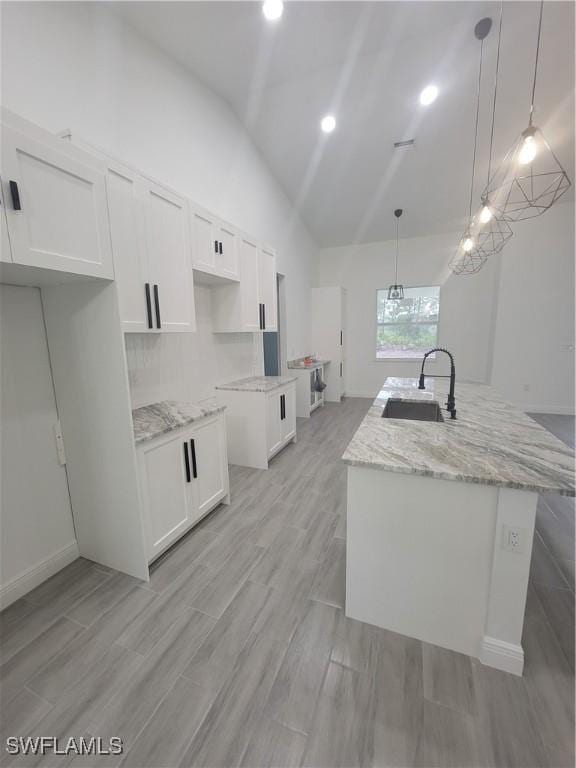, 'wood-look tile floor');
1,400,574,768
